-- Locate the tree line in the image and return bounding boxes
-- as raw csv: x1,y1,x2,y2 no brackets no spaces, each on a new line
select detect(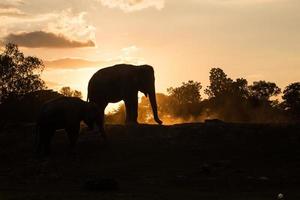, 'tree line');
1,43,299,125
